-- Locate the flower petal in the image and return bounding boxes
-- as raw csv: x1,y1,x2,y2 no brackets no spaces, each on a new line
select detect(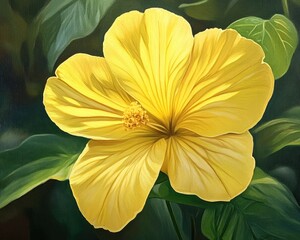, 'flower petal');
175,29,274,137
104,8,193,126
44,53,133,140
69,138,167,232
162,132,255,201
